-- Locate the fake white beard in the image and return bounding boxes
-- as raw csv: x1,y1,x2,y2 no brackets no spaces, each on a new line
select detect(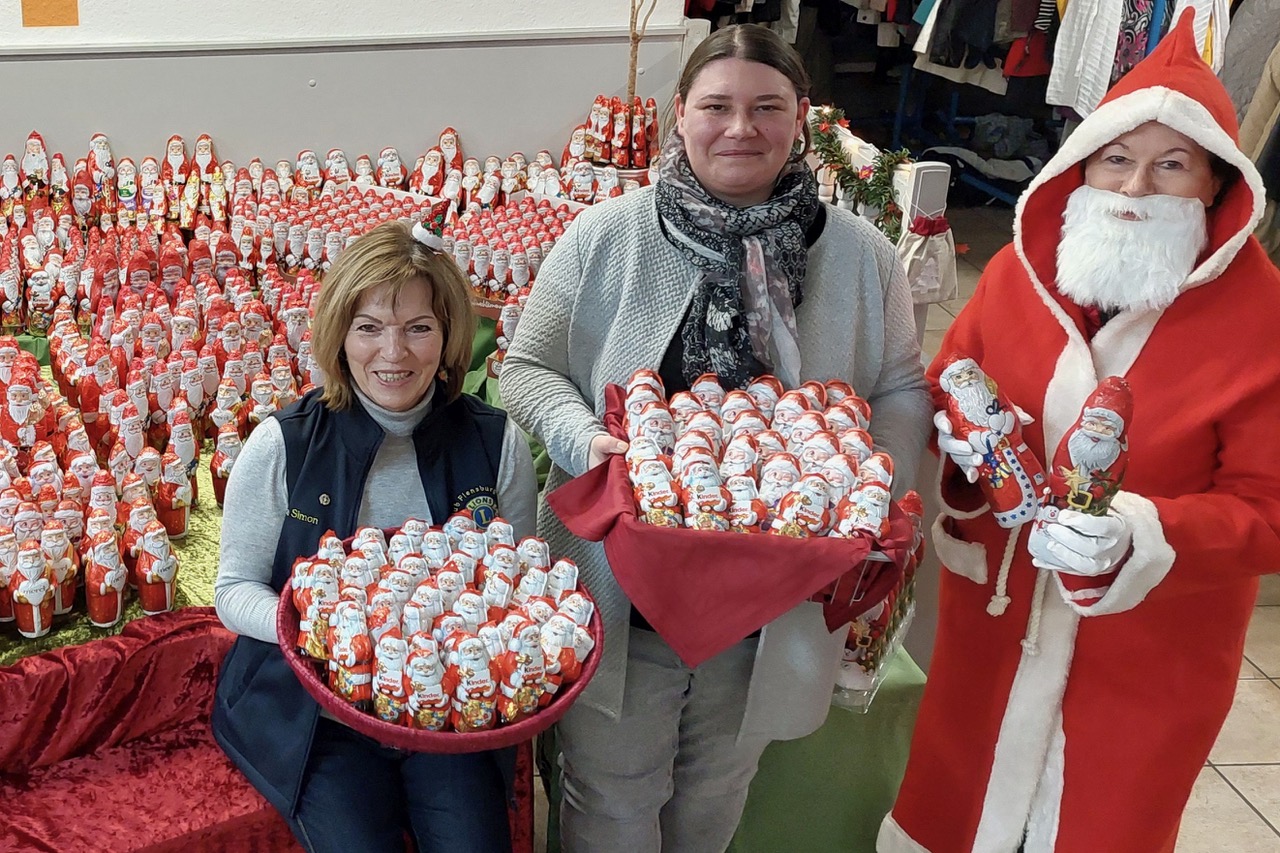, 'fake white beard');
1055,185,1209,314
